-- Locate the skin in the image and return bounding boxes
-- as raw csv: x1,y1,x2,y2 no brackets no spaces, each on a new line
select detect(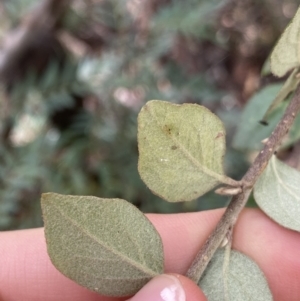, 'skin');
0,208,299,301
